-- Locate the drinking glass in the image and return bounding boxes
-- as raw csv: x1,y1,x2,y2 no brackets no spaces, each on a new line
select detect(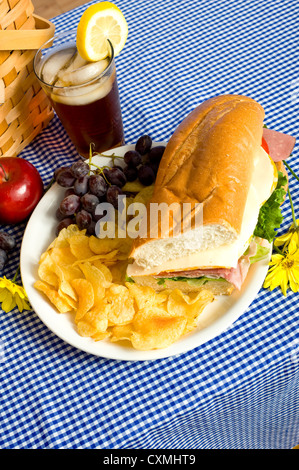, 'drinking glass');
34,30,125,158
